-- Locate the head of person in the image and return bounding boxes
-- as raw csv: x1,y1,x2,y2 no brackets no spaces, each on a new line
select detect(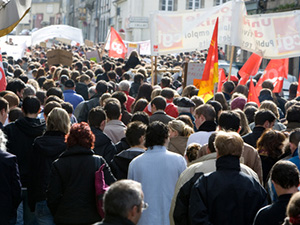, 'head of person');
234,109,251,136
103,180,145,225
0,97,9,124
3,92,20,109
66,122,95,149
8,107,24,122
161,88,174,100
131,111,150,125
43,101,62,119
6,78,26,100
257,130,286,158
104,98,122,120
88,106,107,131
150,96,166,112
118,80,130,93
174,97,196,115
168,119,194,138
132,98,148,114
22,96,41,116
289,128,300,154
244,106,258,124
112,91,127,106
207,100,223,122
218,111,240,132
259,100,279,119
286,105,300,124
230,96,247,111
126,121,147,147
47,108,70,134
214,92,228,110
185,143,201,163
222,81,235,95
96,80,108,96
214,131,244,158
46,87,64,100
286,192,300,225
136,83,153,102
160,76,172,88
254,109,276,129
145,121,168,149
194,104,216,129
177,114,194,129
289,82,298,100
270,161,299,194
